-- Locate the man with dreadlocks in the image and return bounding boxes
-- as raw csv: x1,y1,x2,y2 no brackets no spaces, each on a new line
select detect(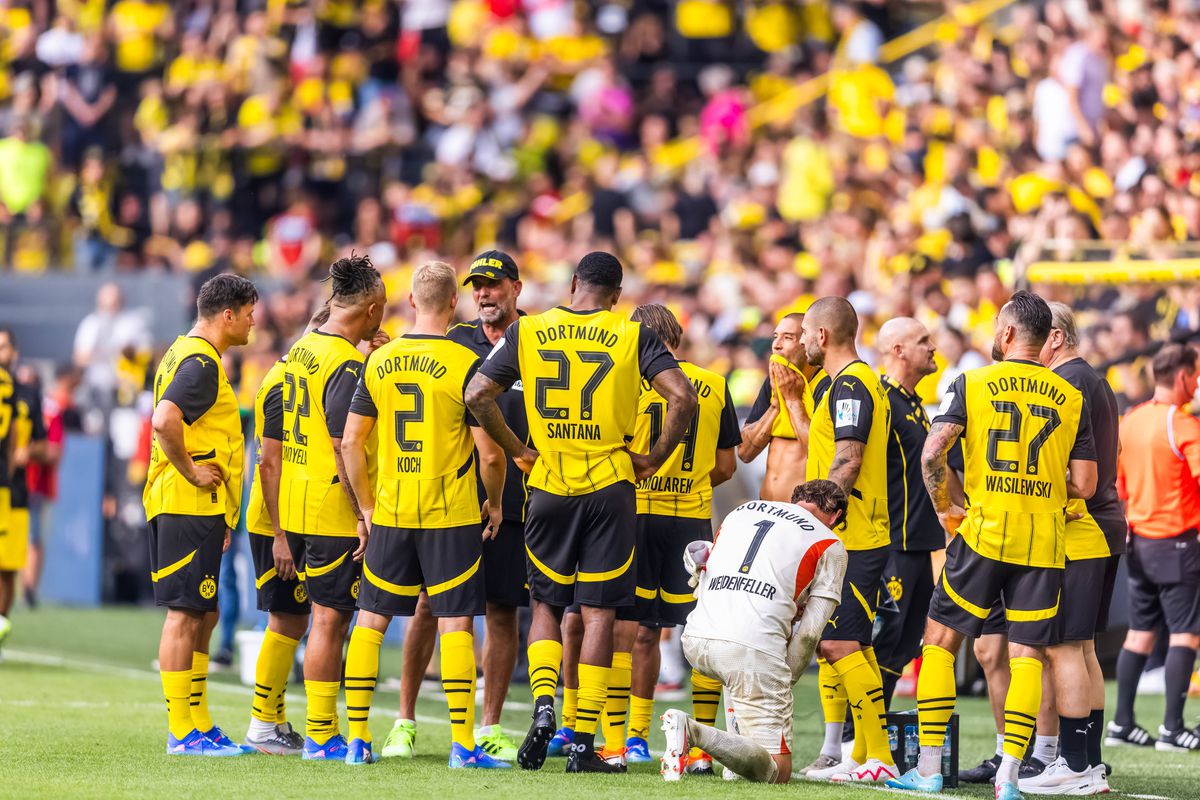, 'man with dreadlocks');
277,254,387,760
